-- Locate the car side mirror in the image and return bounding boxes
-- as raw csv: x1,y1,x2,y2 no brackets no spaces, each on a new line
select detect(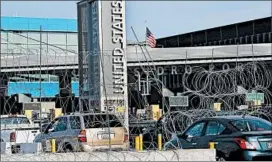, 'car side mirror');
41,124,49,133
44,126,54,134
48,128,54,133
183,134,193,142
